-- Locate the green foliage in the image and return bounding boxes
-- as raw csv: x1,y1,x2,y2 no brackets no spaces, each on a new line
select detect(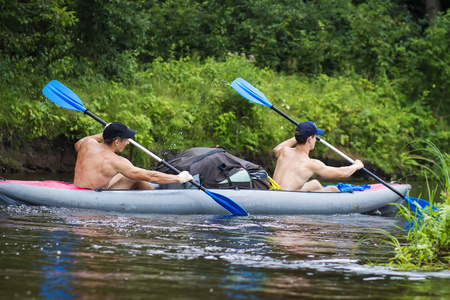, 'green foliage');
1,0,450,121
138,0,423,80
341,0,419,79
2,56,448,176
0,0,146,82
397,11,450,118
364,141,450,270
141,55,271,153
396,204,450,270
71,0,148,82
0,0,78,80
2,0,449,121
0,0,424,78
403,140,450,200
